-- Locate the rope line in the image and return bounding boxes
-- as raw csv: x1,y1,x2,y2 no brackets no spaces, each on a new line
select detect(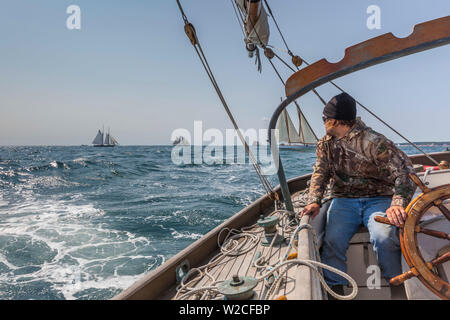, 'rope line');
262,0,294,56
174,206,358,300
229,0,246,37
176,0,277,198
261,0,439,164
